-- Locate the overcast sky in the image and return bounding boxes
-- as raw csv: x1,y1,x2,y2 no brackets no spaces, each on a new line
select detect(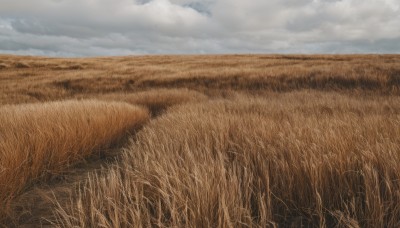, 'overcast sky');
0,0,399,56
